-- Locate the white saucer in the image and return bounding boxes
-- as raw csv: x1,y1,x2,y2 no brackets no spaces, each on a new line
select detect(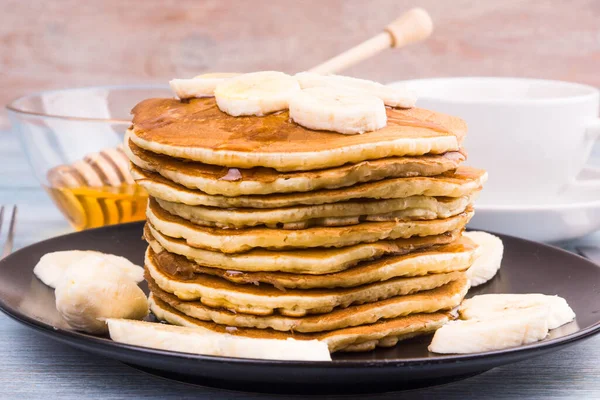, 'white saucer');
470,199,600,243
470,167,600,243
